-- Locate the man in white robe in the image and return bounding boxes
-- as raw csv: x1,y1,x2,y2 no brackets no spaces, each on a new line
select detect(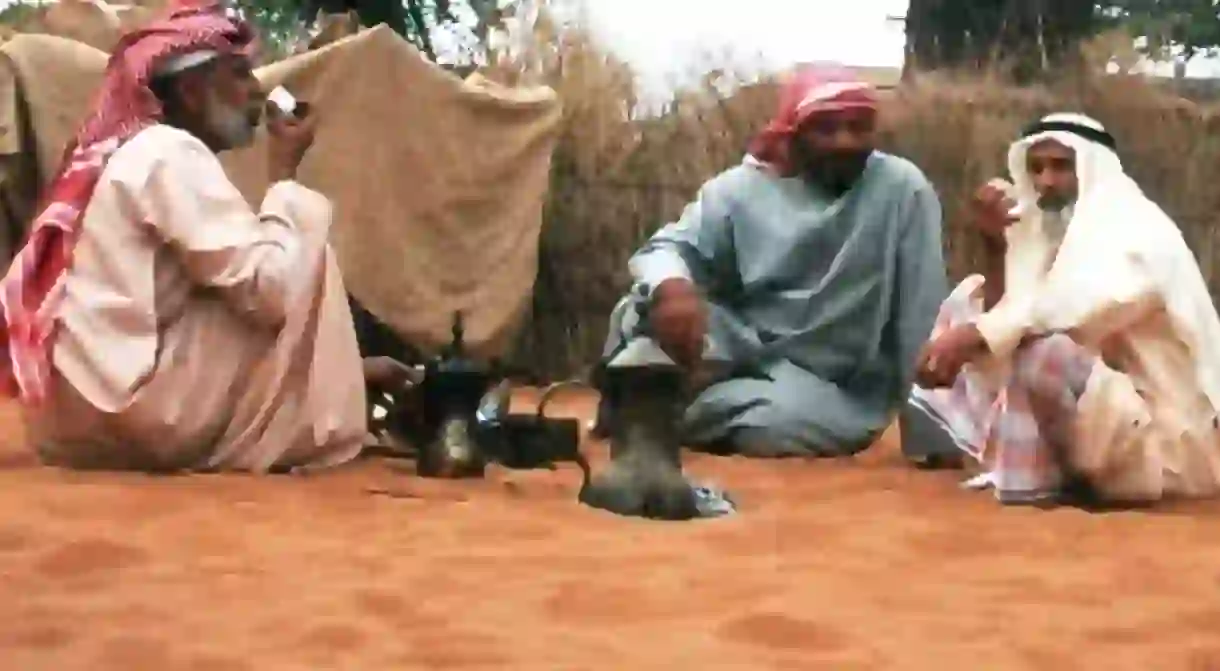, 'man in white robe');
910,113,1220,506
0,2,370,472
